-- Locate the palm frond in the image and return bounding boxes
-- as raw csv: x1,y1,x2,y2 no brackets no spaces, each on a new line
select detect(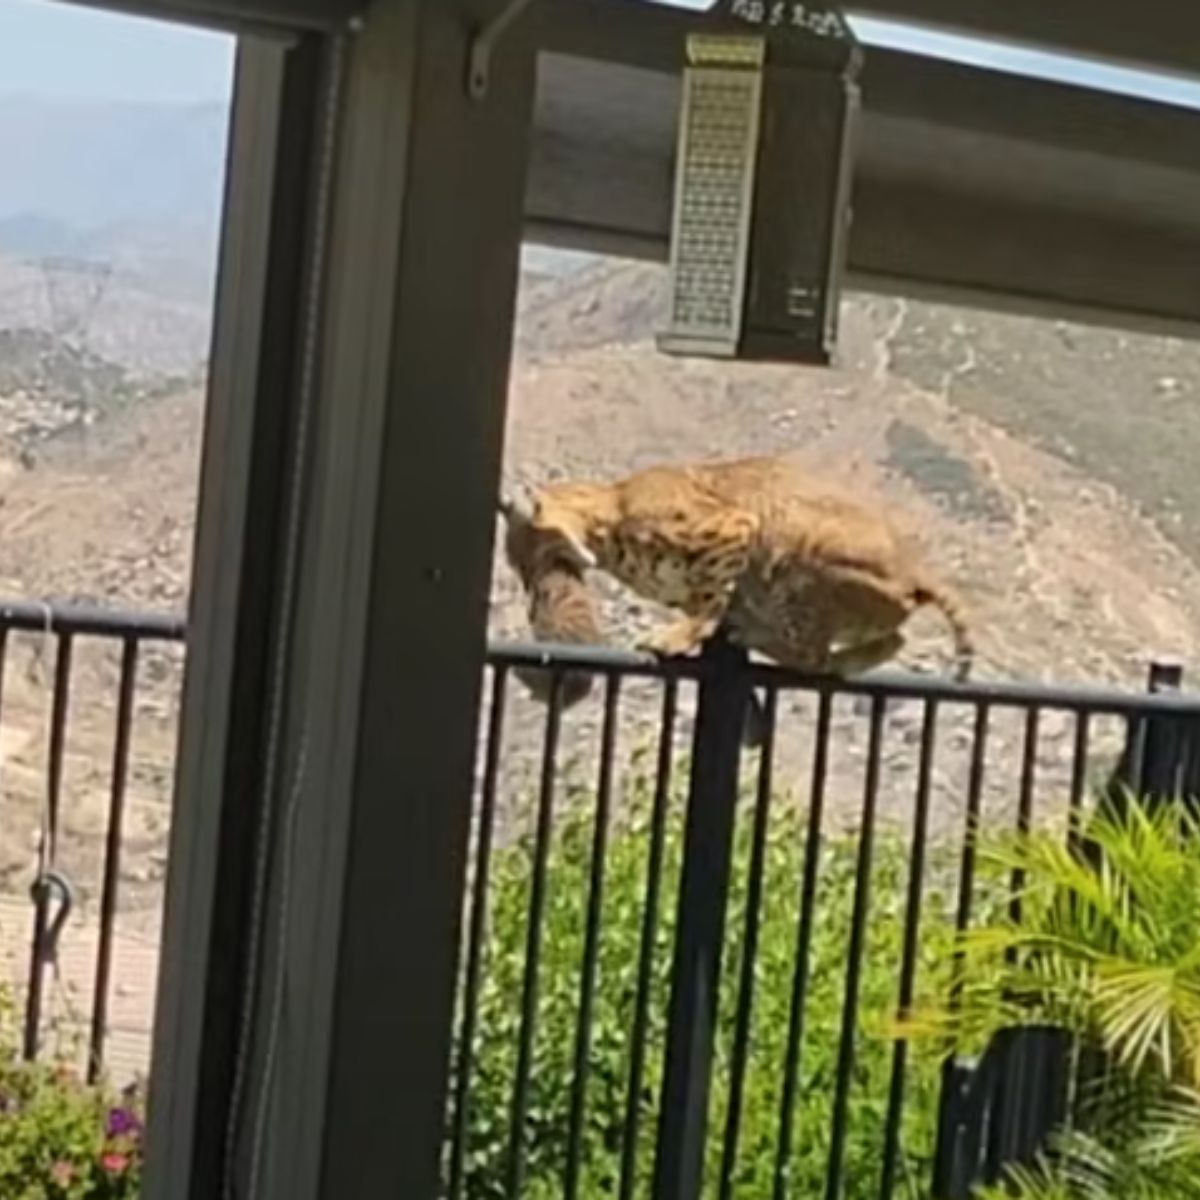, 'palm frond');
892,789,1200,1200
